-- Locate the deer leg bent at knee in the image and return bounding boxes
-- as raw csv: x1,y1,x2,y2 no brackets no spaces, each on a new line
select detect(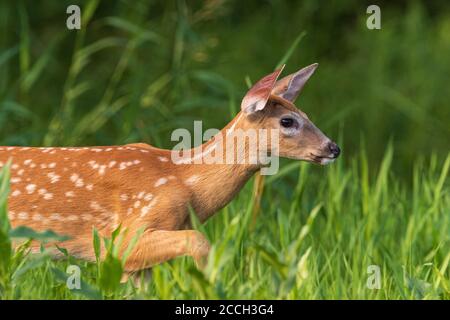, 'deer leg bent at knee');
124,229,211,272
